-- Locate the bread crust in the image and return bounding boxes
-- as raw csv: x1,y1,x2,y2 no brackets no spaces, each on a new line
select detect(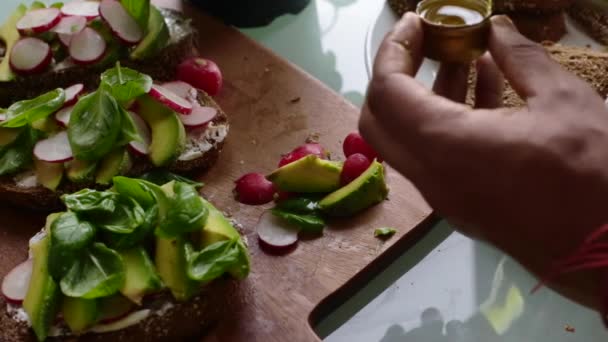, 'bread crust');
568,2,608,46
494,0,575,13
